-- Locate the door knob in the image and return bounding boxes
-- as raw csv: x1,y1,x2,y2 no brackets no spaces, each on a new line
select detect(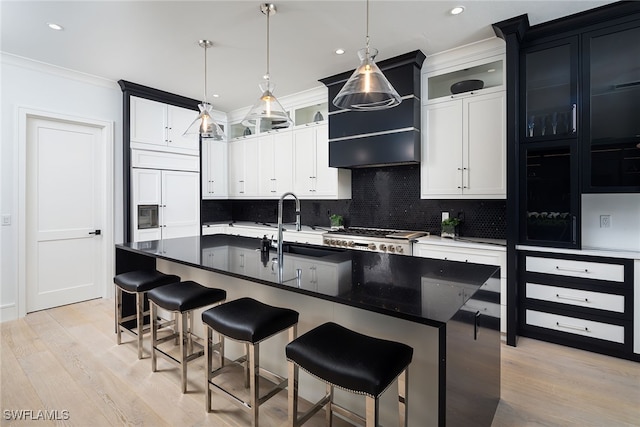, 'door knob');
89,230,101,235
